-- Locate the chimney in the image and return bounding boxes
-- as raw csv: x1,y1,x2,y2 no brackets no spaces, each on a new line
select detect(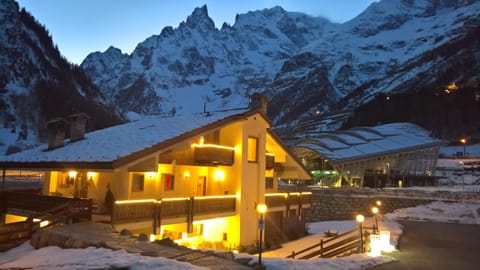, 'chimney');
67,113,89,142
47,118,68,150
249,92,267,115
